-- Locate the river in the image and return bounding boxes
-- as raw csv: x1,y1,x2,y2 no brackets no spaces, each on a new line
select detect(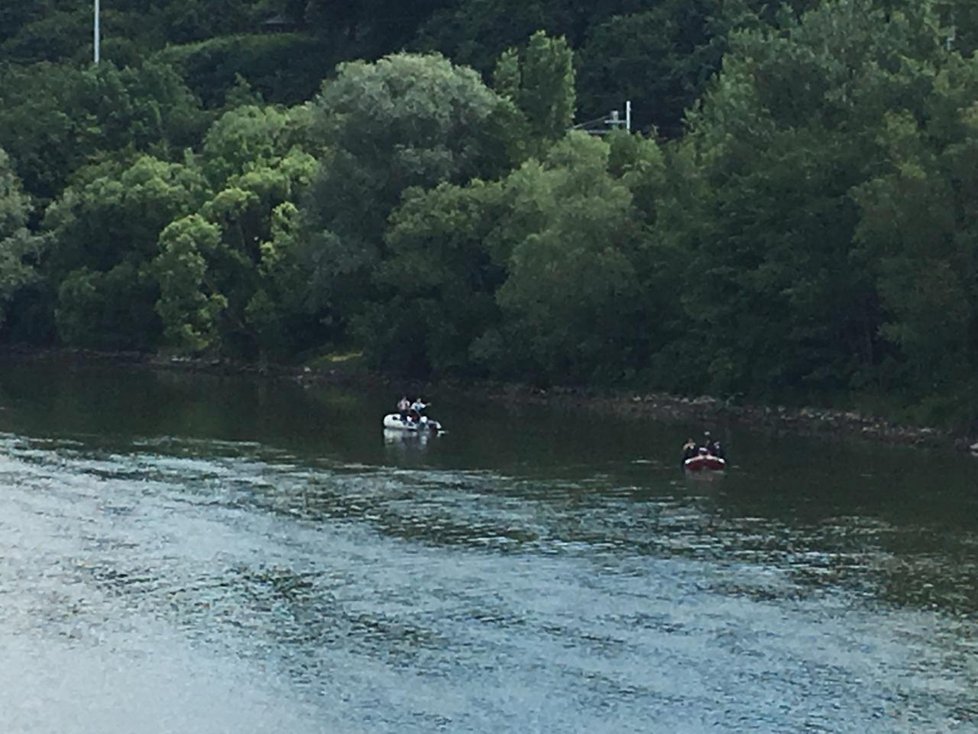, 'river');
0,357,975,733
